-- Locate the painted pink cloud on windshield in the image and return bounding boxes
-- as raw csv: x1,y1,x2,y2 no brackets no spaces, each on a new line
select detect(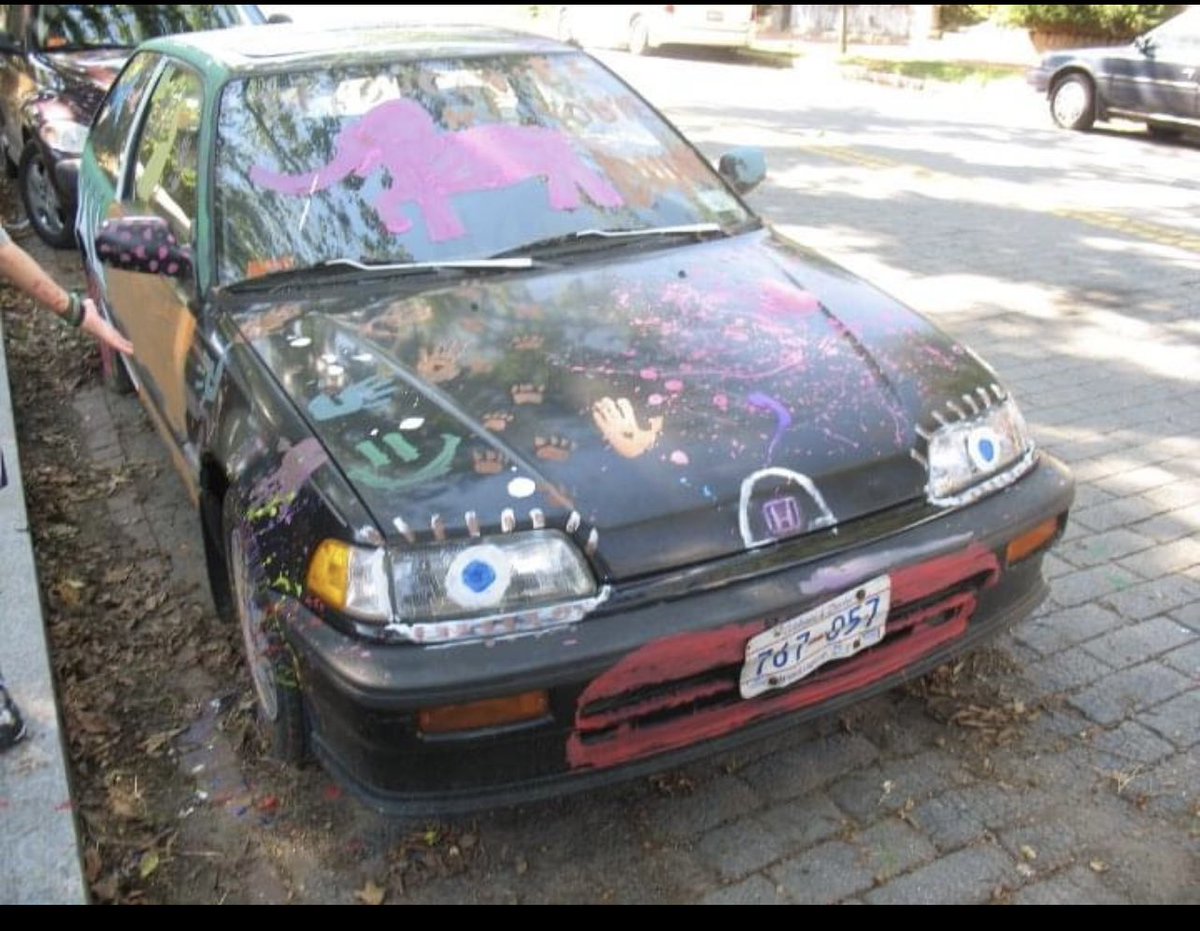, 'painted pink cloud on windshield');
249,97,624,241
